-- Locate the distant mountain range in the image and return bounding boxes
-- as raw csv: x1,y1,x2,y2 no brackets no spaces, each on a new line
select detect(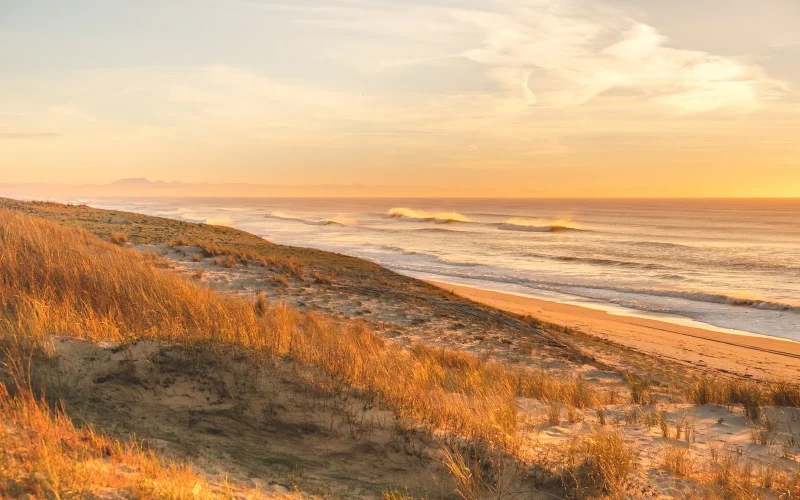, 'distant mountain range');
0,178,482,198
